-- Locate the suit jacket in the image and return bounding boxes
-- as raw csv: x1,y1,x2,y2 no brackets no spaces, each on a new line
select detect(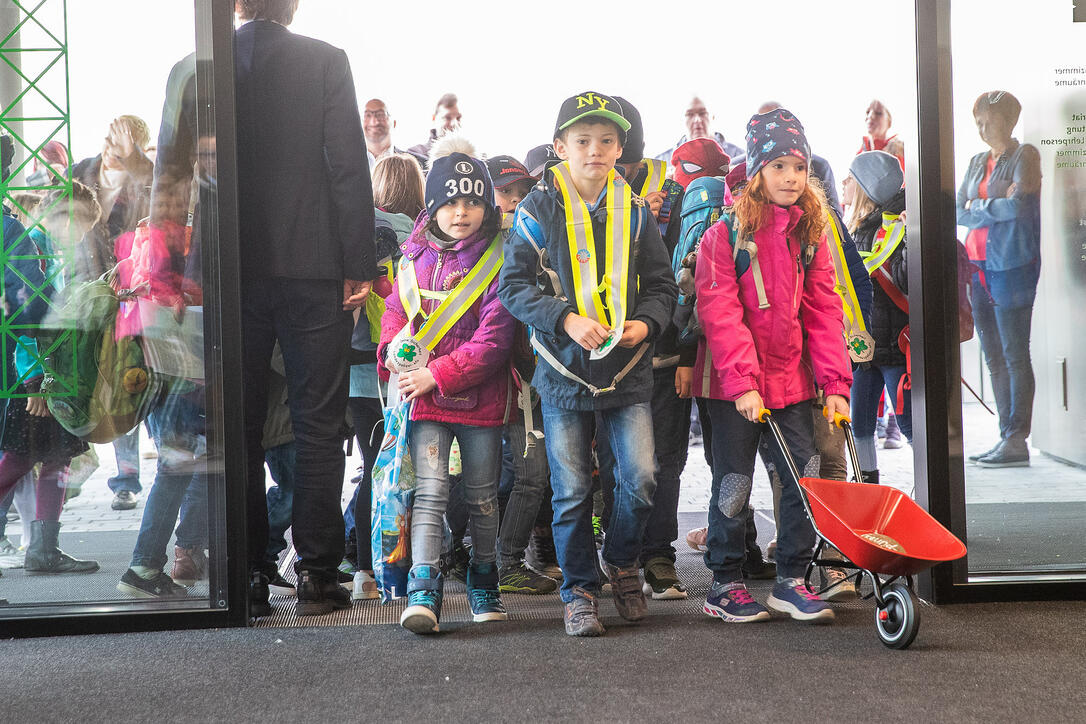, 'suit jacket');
234,20,376,282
